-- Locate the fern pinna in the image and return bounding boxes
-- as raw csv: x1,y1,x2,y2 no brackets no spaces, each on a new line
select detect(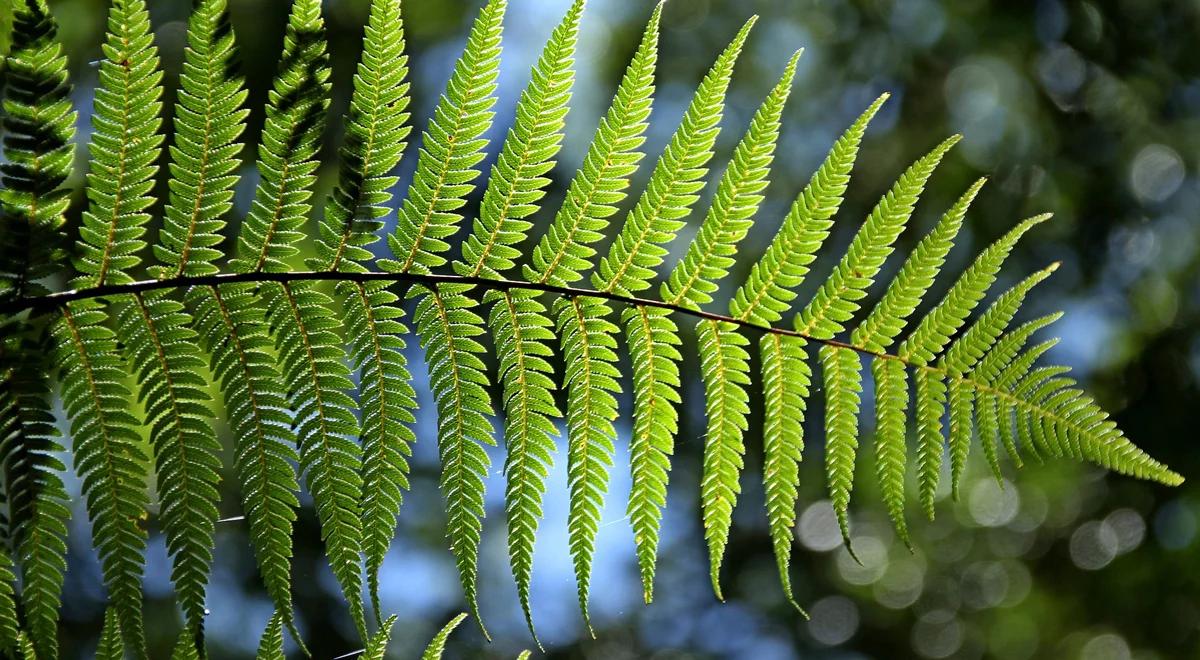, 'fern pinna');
0,0,1183,657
